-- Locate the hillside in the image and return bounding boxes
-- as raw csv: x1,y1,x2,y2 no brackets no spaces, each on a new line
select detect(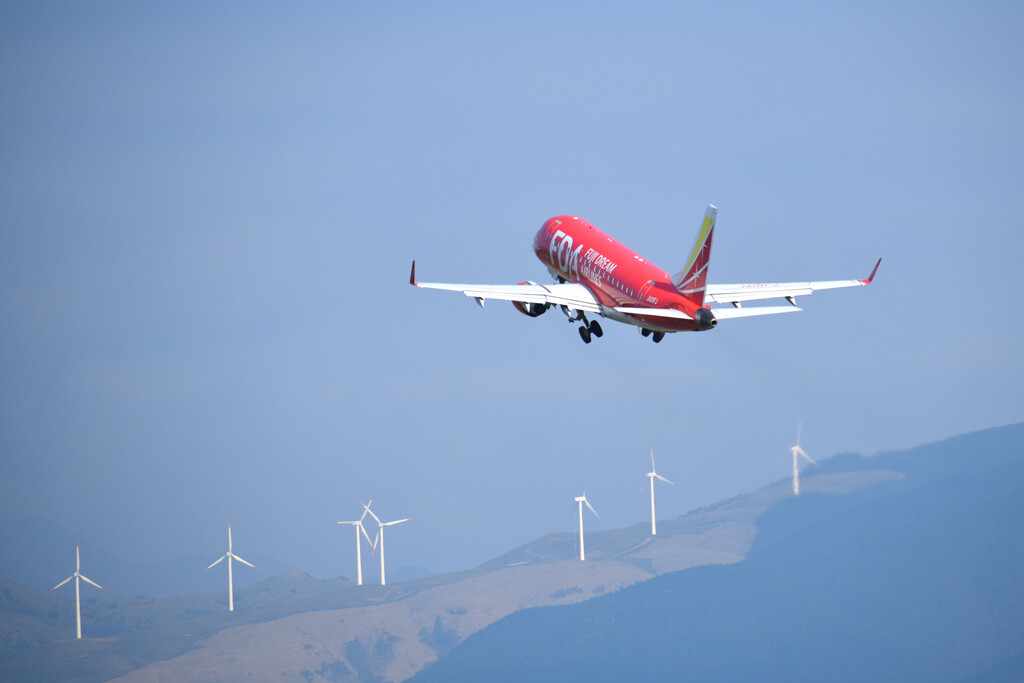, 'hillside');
110,470,900,682
411,424,1024,683
0,463,896,682
9,423,1015,683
